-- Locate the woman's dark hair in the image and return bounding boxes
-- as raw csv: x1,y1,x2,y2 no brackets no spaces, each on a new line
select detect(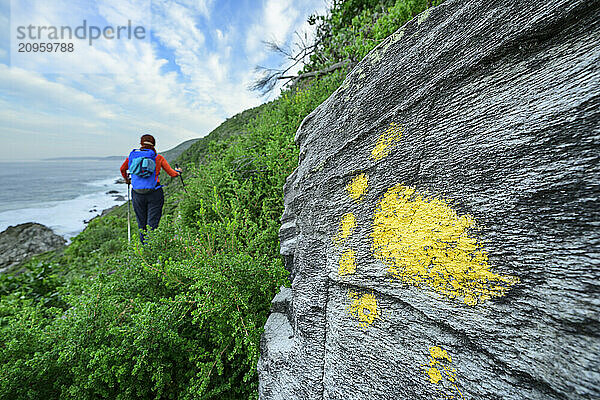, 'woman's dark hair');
140,134,156,152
